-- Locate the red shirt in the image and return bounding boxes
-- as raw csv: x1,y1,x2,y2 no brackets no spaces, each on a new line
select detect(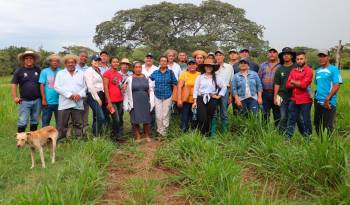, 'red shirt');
103,69,124,103
286,65,313,104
